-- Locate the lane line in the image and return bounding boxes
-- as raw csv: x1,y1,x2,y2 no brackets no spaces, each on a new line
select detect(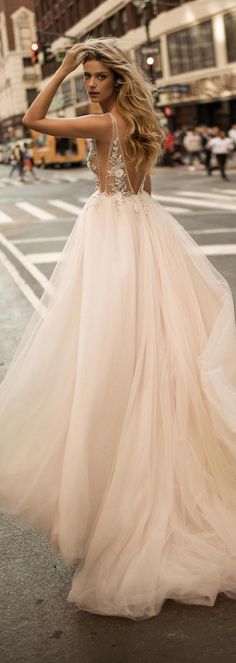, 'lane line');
16,201,56,221
0,250,45,314
0,210,13,224
0,232,53,294
153,194,236,212
48,199,82,215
